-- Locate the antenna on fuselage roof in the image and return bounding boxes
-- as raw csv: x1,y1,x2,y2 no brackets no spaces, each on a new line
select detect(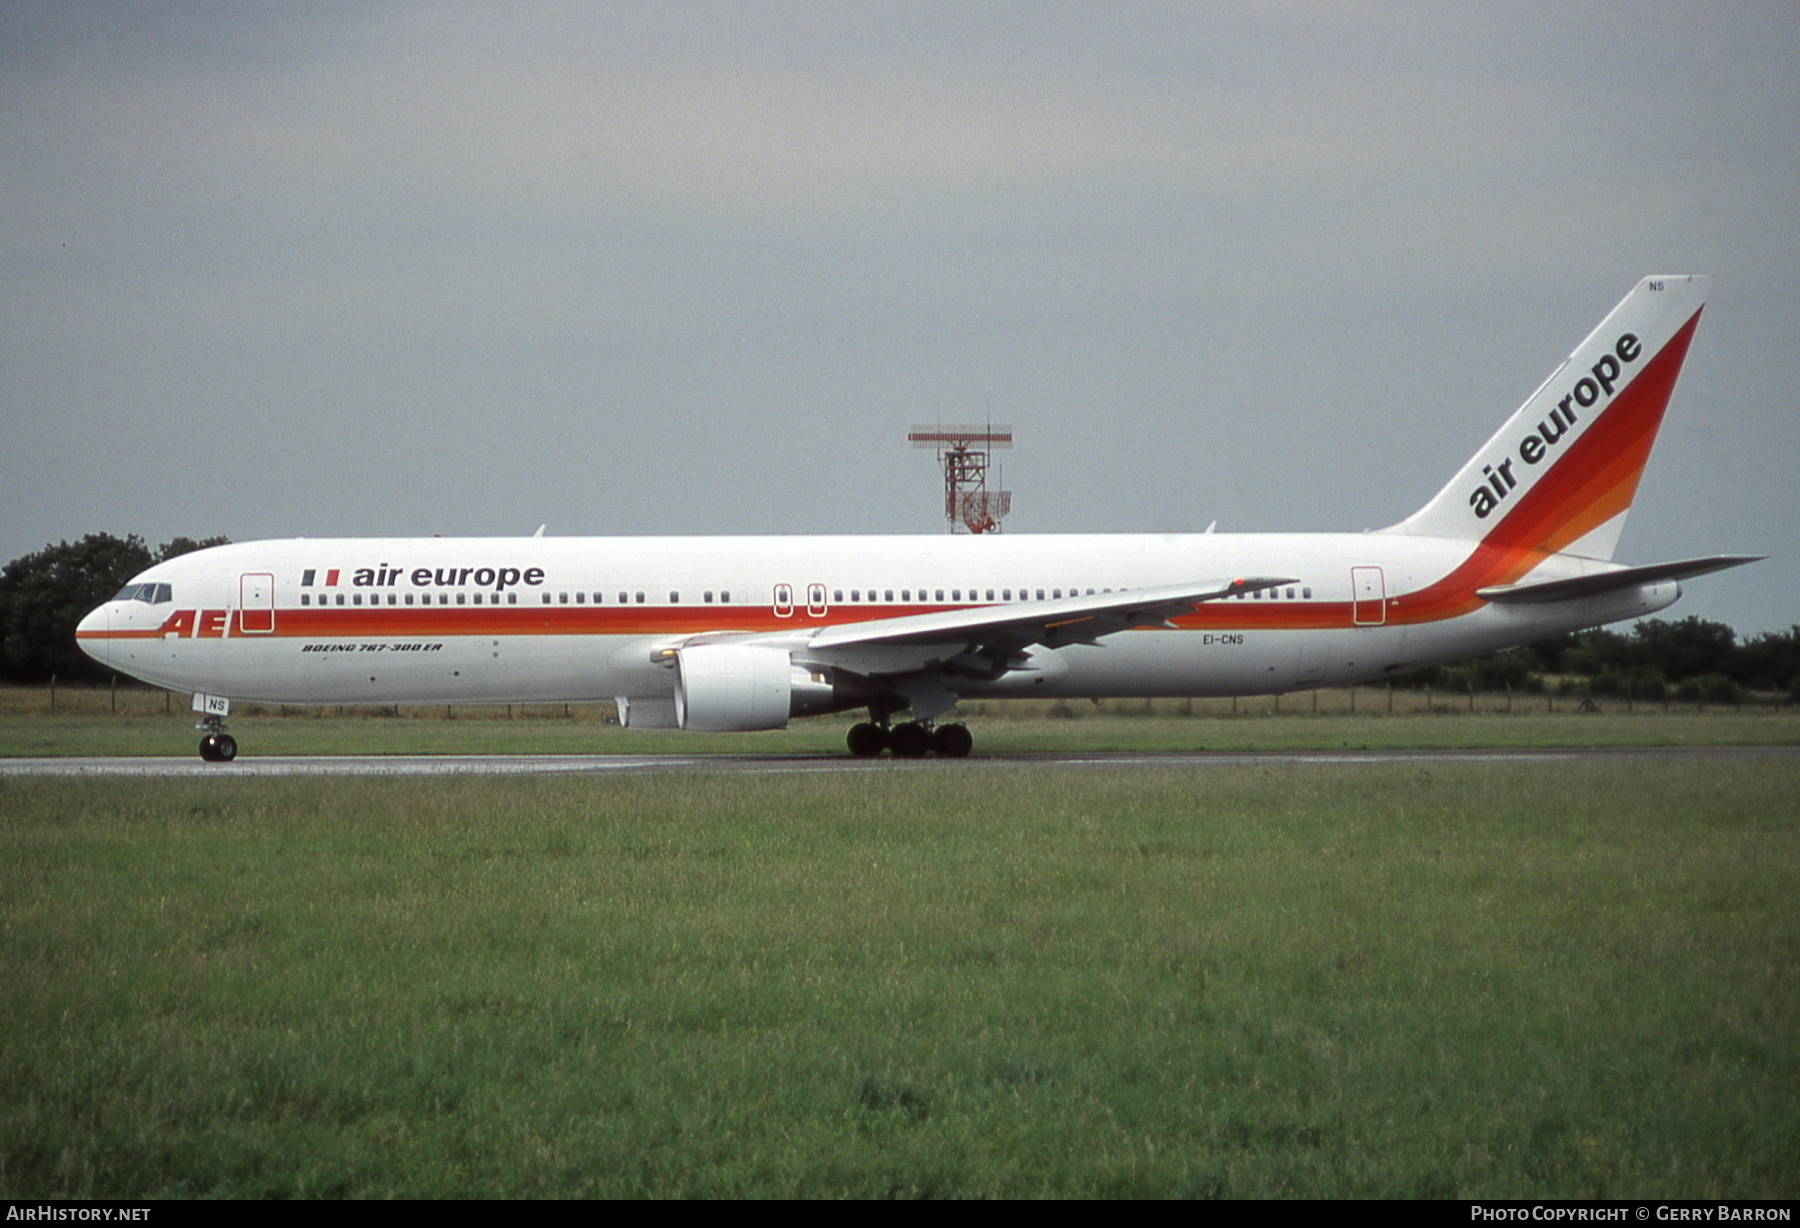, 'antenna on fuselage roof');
532,524,546,538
